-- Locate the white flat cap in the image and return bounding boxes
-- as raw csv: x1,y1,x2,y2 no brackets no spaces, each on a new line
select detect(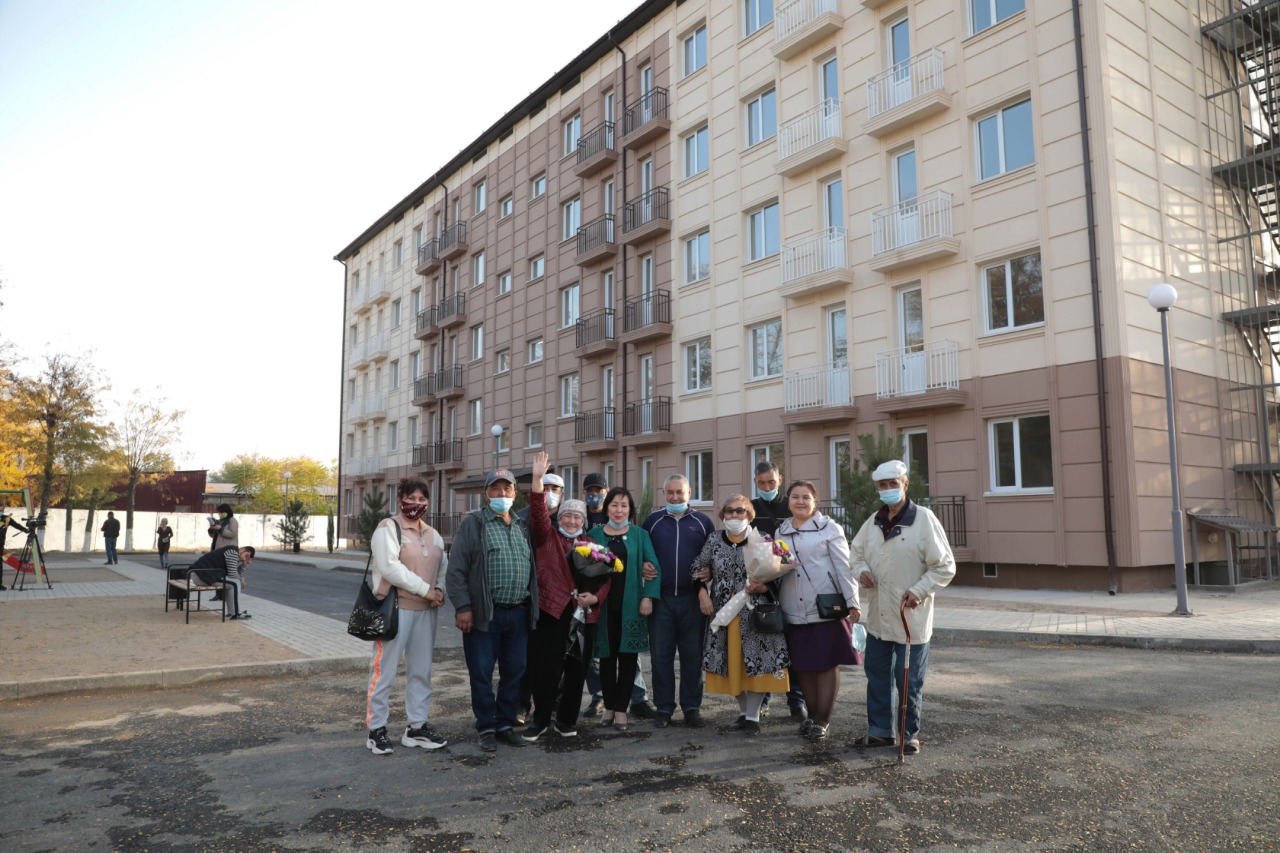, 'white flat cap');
871,460,909,481
543,473,565,488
